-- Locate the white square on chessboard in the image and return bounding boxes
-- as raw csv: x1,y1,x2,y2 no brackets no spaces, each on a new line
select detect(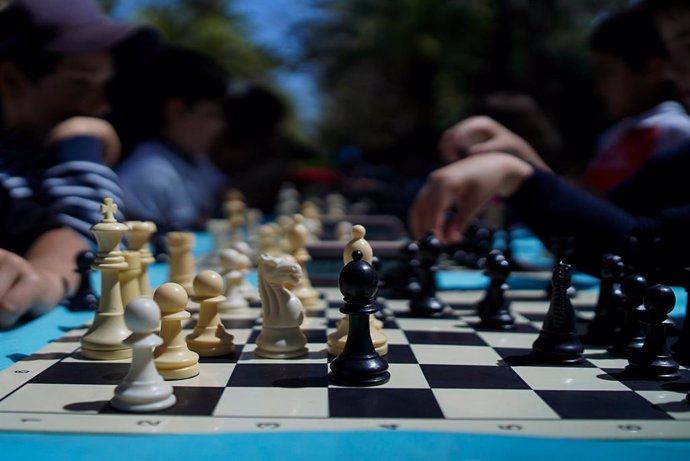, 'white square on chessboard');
395,318,471,333
238,344,328,364
581,351,630,369
328,364,430,389
511,300,550,315
514,366,630,391
433,389,559,419
214,387,329,418
477,331,538,349
411,344,503,366
179,363,235,387
0,383,114,413
436,291,483,304
635,391,690,420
